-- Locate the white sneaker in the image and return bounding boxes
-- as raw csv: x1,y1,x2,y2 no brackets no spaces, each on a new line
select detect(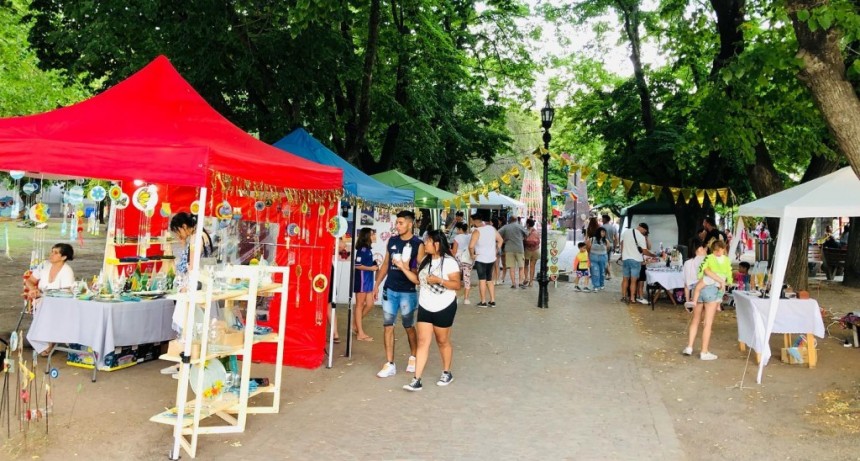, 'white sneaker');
406,355,417,373
582,286,592,292
377,362,396,378
700,352,718,361
636,297,649,305
682,347,693,356
463,299,471,305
